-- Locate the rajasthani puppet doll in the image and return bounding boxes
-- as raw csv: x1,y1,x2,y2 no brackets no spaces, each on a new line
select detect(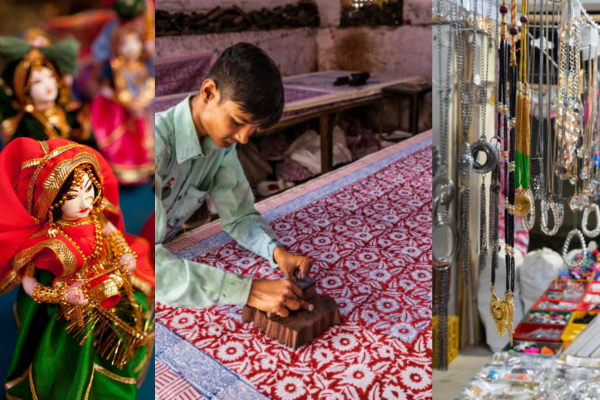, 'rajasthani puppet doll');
0,36,96,148
0,138,154,398
91,18,155,185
